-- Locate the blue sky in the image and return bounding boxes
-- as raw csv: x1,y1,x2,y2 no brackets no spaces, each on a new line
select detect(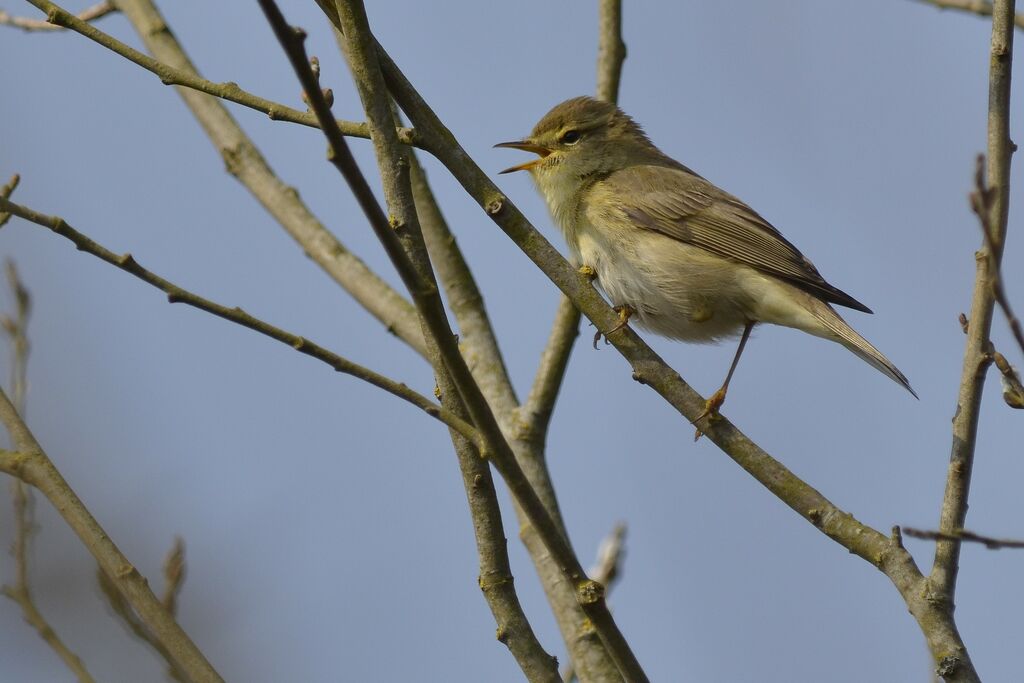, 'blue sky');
2,1,1023,681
